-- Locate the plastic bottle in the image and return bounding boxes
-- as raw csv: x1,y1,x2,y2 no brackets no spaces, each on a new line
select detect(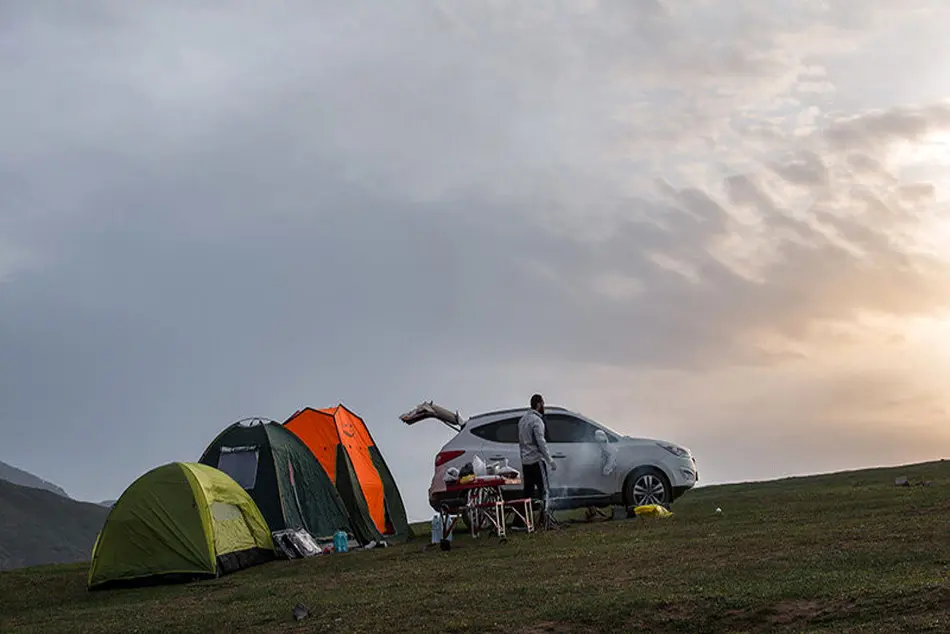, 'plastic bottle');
430,514,453,545
333,529,349,553
430,514,441,544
